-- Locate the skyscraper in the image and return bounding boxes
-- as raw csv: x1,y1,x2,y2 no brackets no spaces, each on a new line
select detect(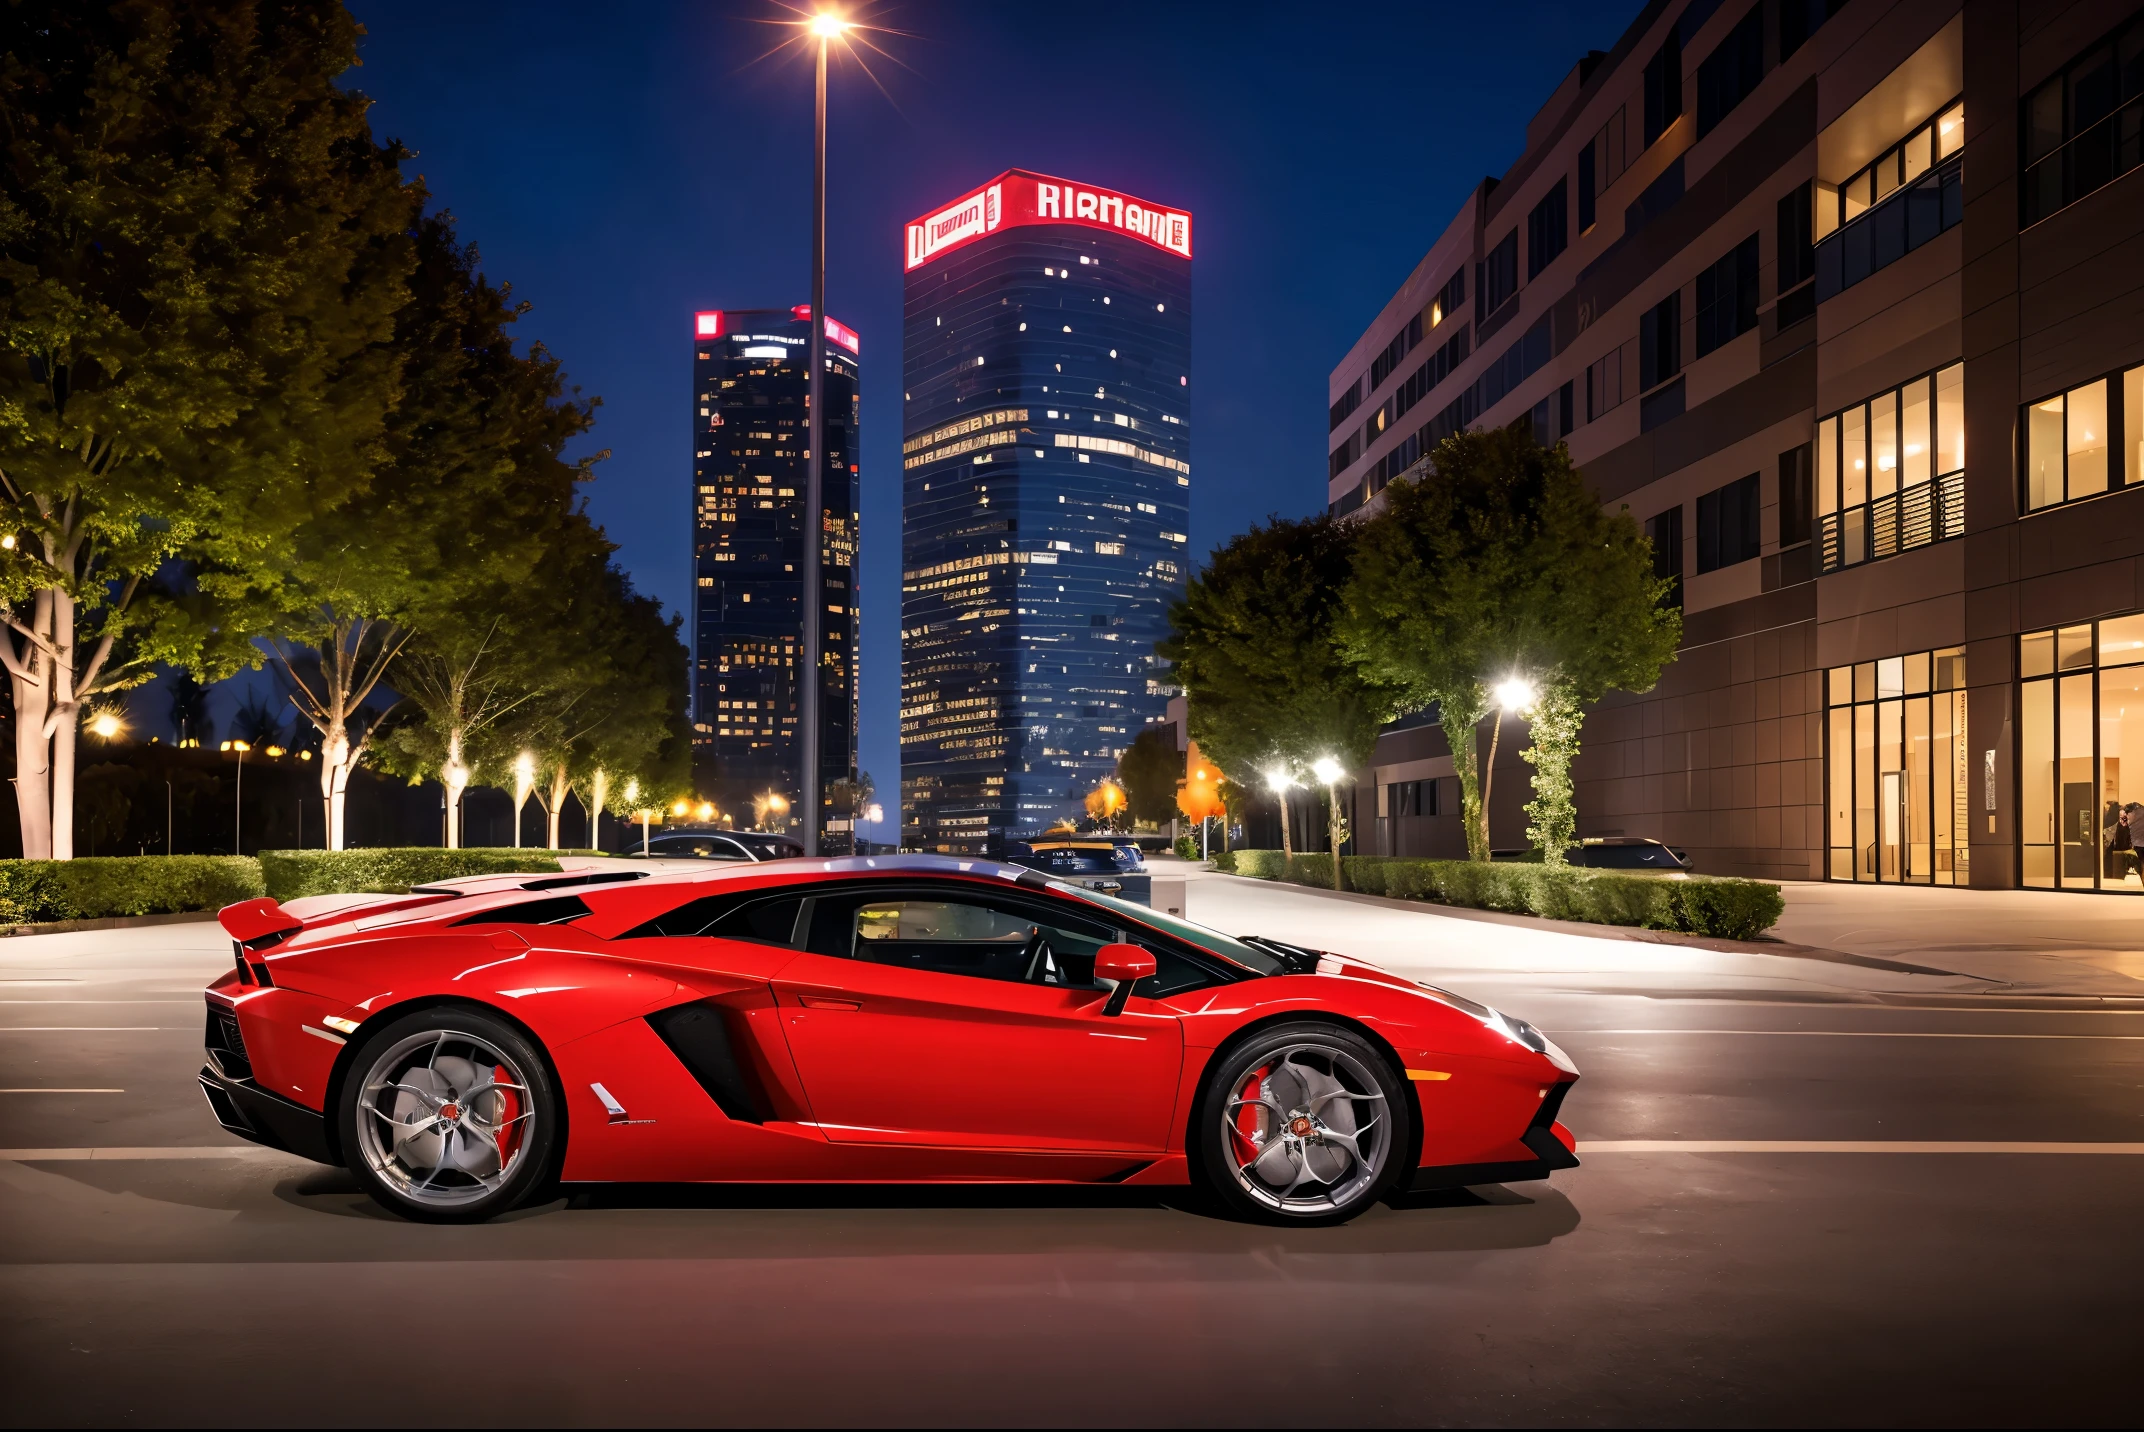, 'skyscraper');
900,171,1192,853
690,306,859,831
